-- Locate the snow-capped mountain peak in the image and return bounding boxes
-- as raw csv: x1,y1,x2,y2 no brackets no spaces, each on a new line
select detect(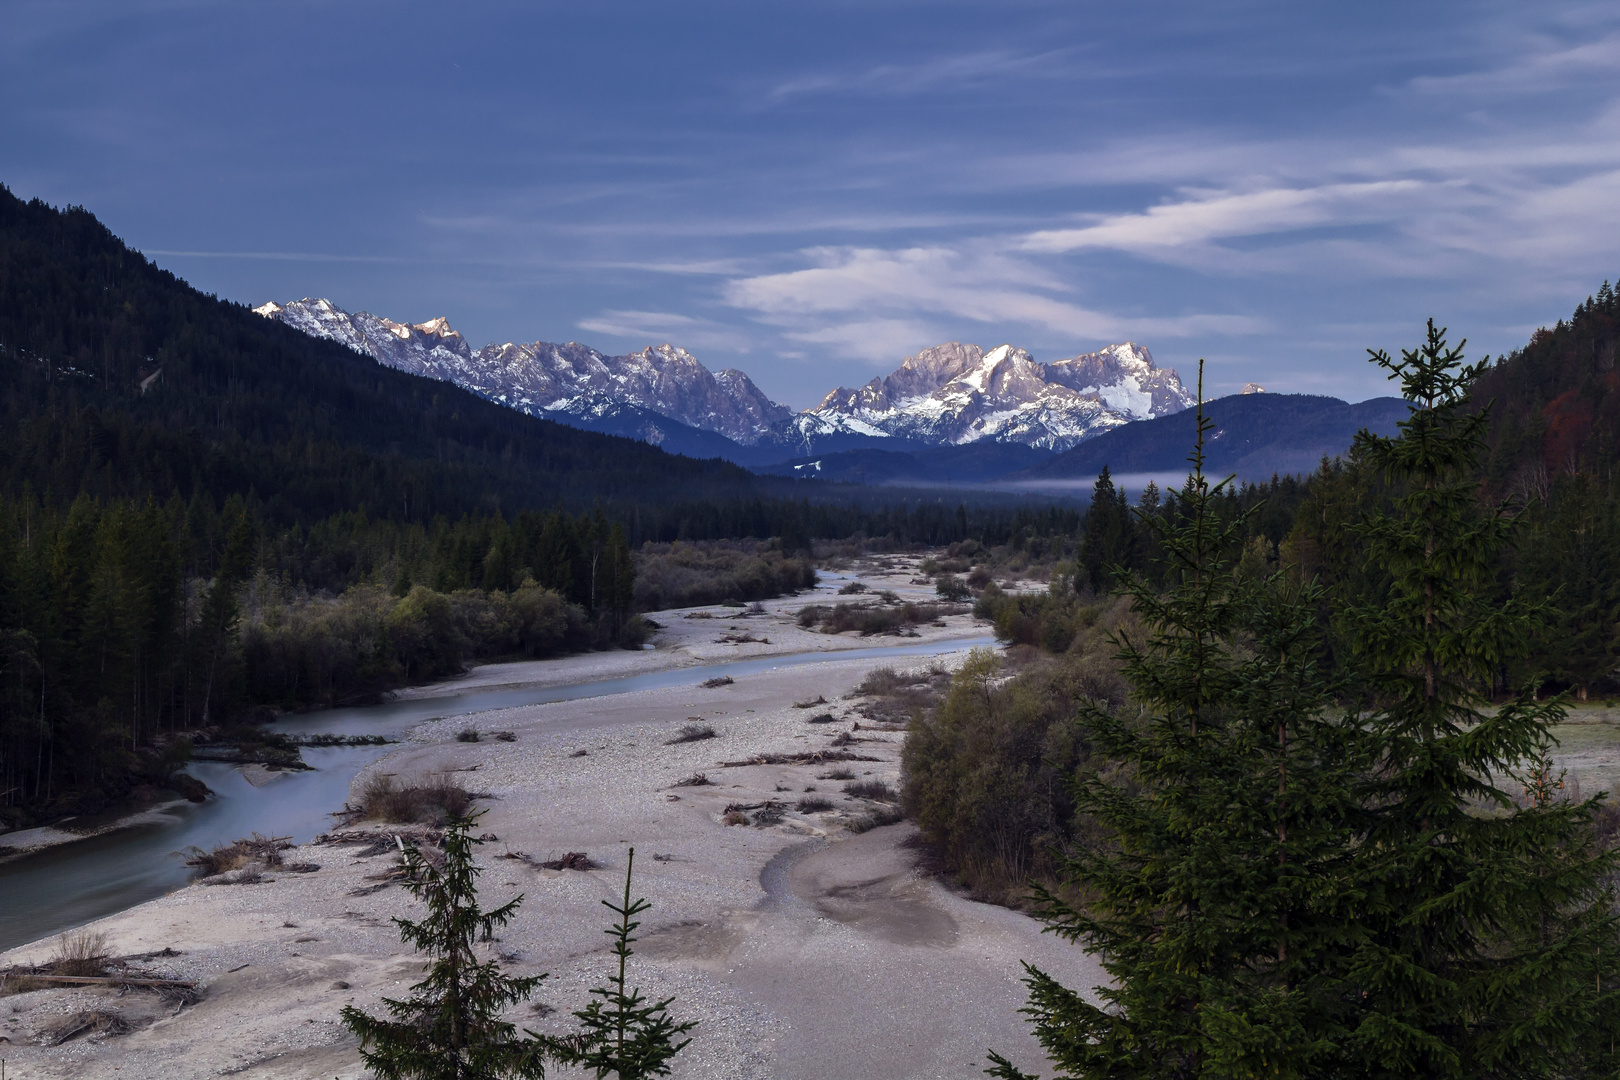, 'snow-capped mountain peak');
780,340,1194,454
255,298,791,444
257,297,1197,459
